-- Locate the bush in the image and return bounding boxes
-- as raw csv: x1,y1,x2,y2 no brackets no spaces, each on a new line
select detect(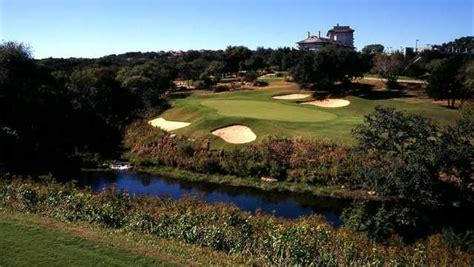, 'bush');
213,85,229,92
436,103,474,202
192,80,208,89
352,106,441,205
441,228,474,253
254,80,269,87
243,71,258,83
